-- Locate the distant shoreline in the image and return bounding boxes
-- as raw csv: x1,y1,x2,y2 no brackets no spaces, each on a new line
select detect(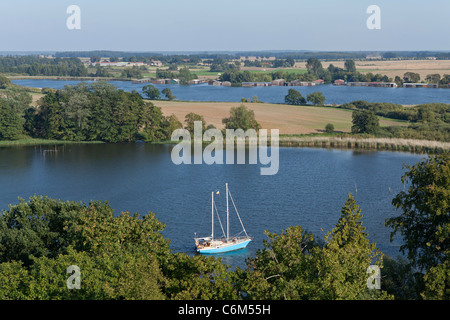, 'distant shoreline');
2,136,447,155
8,76,450,89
